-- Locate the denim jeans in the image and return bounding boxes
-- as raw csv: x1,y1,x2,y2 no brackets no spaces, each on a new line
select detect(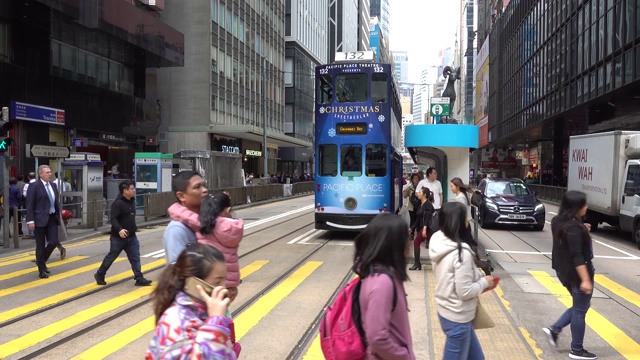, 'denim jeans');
97,234,143,280
550,283,593,351
438,314,485,360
